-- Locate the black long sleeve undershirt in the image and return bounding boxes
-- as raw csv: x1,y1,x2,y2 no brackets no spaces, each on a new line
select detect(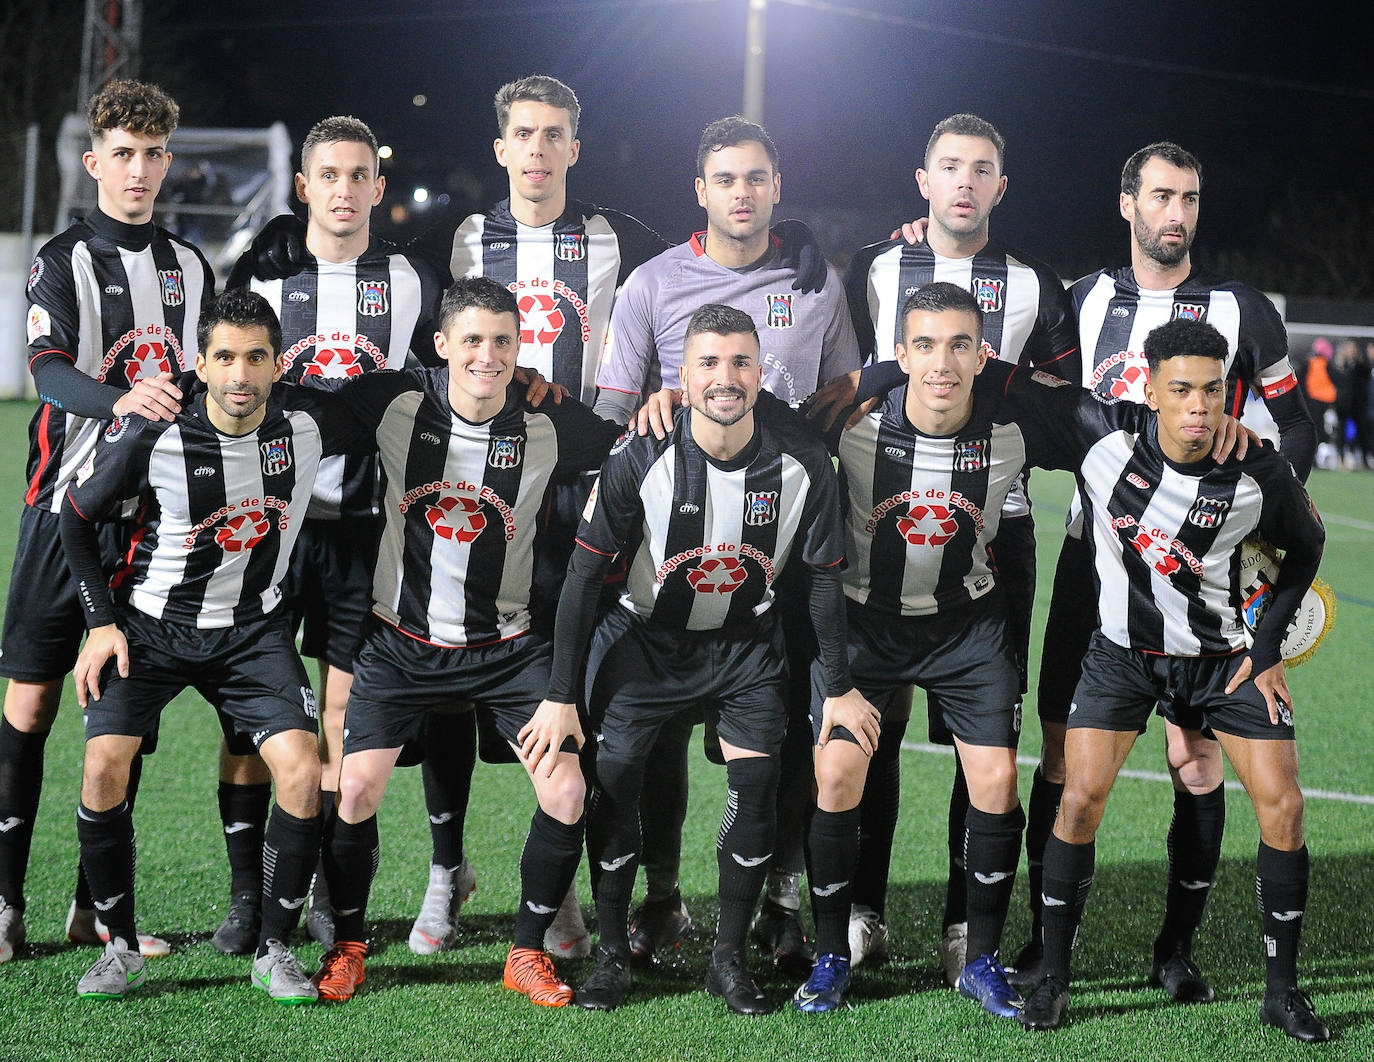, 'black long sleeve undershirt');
59,494,118,629
31,352,125,420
